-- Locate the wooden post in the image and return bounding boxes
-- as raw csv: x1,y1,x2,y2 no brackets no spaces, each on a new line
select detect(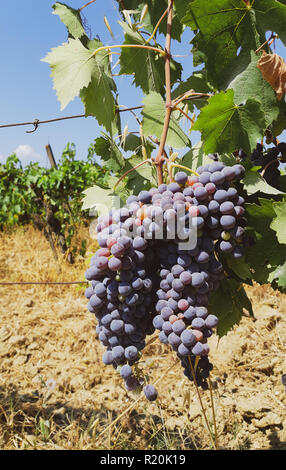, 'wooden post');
45,144,57,169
